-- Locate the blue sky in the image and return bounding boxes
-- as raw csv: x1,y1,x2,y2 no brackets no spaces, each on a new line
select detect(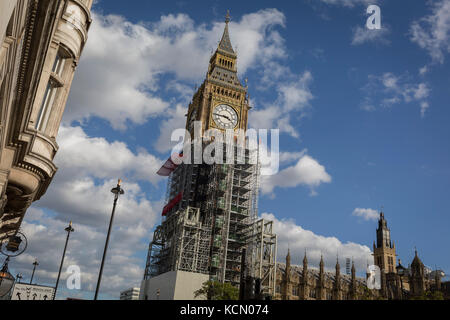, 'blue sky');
8,0,450,299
